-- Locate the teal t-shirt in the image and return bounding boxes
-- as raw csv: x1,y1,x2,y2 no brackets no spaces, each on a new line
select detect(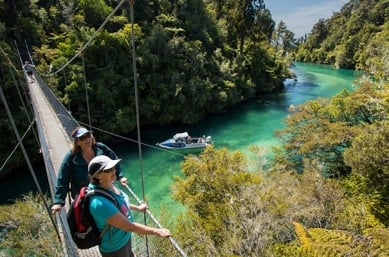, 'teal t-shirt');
88,184,132,253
